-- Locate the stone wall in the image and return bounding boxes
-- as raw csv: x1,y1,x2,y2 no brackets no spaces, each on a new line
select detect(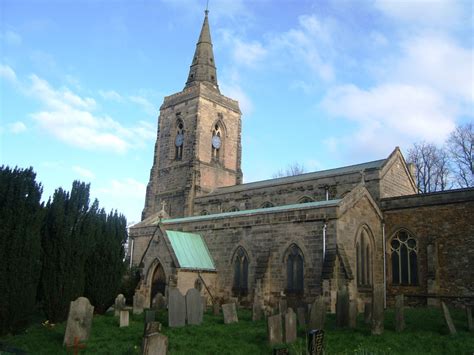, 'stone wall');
382,188,474,307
